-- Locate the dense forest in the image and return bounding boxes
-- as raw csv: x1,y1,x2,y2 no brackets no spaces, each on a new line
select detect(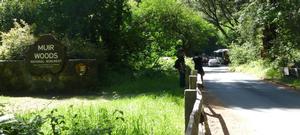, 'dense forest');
1,0,300,134
188,0,300,66
0,0,219,70
0,0,299,73
0,0,299,85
